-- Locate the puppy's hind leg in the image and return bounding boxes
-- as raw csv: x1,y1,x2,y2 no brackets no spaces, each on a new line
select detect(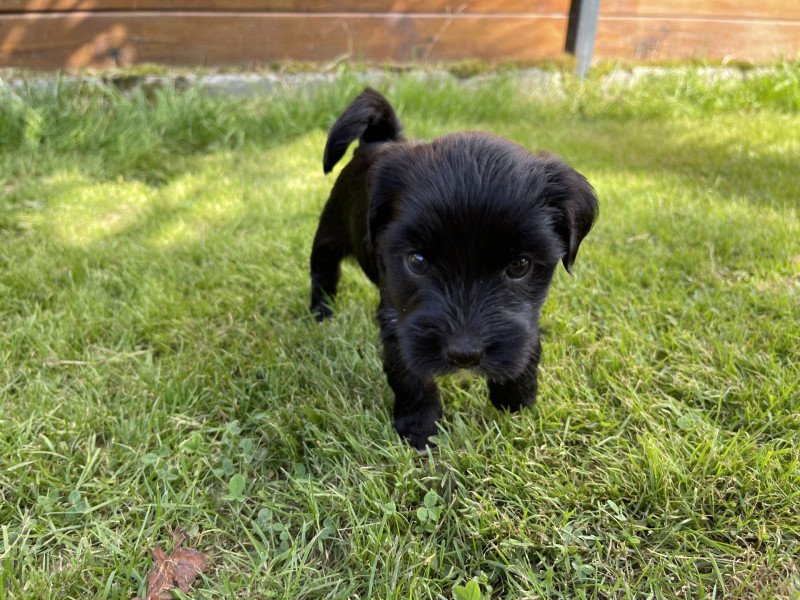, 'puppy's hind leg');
309,207,349,322
488,339,541,411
